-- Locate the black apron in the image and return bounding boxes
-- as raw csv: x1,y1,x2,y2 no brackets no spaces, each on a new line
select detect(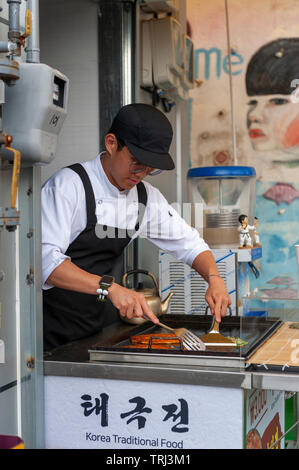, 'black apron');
43,163,147,351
